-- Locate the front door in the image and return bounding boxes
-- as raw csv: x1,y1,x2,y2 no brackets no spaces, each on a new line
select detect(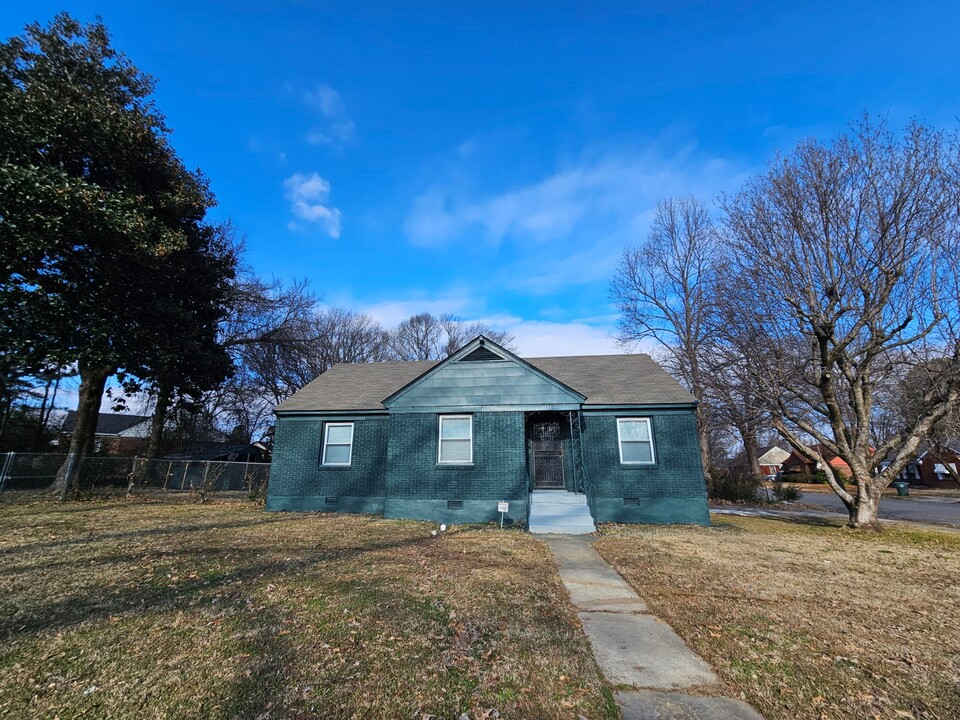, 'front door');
532,421,564,489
